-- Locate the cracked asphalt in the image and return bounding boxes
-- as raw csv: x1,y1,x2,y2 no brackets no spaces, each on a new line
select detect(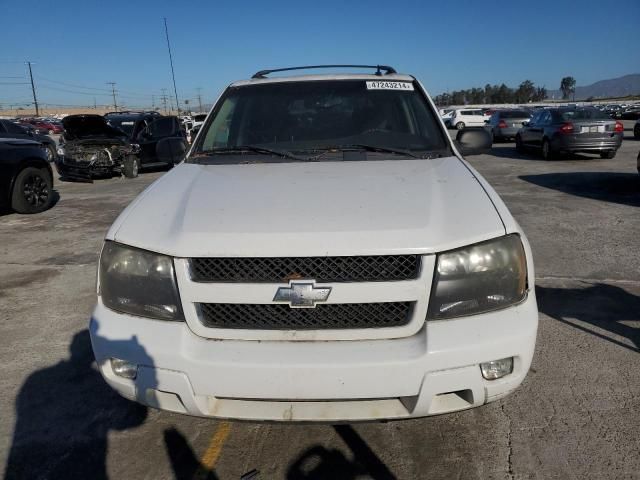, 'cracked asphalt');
1,123,638,479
